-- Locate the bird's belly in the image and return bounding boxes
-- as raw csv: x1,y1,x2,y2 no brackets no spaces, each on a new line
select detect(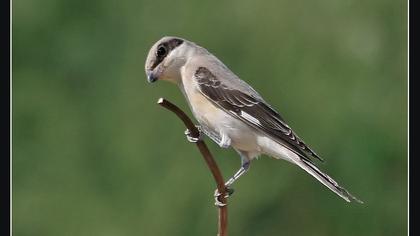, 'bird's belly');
188,92,260,152
226,123,261,152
